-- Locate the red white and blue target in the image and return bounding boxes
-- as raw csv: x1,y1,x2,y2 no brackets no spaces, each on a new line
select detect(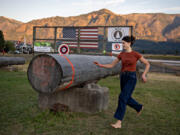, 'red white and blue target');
58,44,69,55
114,43,121,50
112,43,123,54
